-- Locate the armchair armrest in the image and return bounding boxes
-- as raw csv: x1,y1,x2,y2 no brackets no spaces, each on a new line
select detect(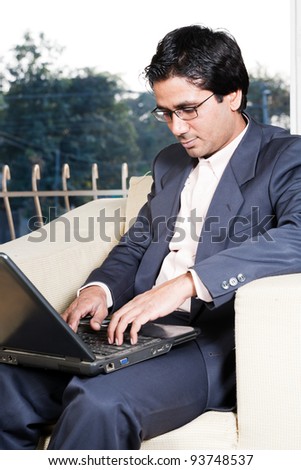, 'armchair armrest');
235,273,301,449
